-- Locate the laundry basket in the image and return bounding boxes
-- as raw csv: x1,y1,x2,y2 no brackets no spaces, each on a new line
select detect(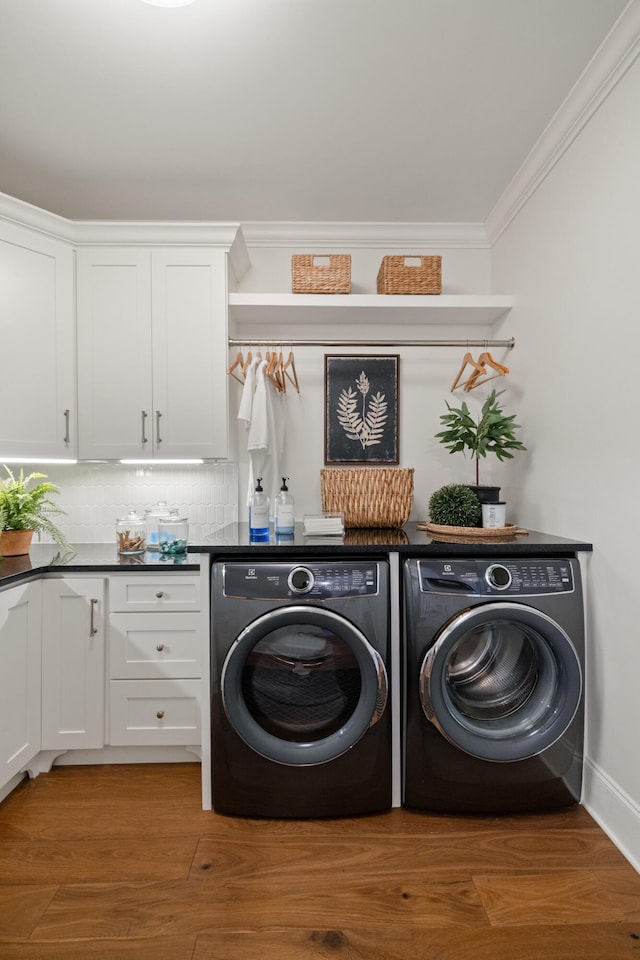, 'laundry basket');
320,467,414,528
